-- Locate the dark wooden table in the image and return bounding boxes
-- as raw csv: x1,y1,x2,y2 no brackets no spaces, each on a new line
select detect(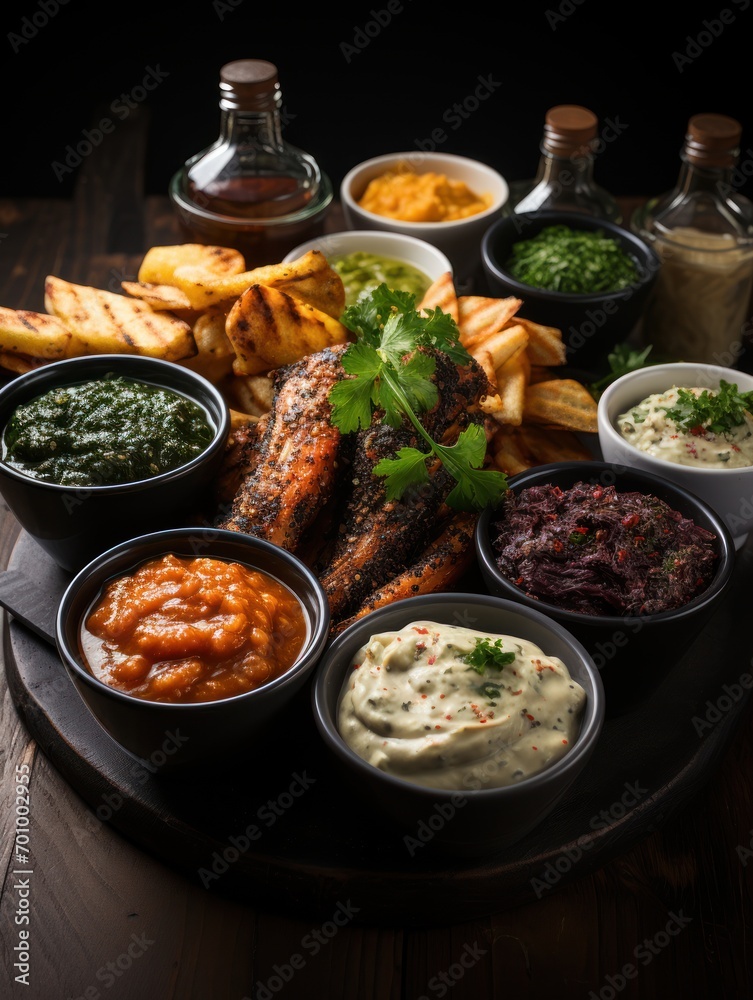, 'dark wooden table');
1,110,753,1000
